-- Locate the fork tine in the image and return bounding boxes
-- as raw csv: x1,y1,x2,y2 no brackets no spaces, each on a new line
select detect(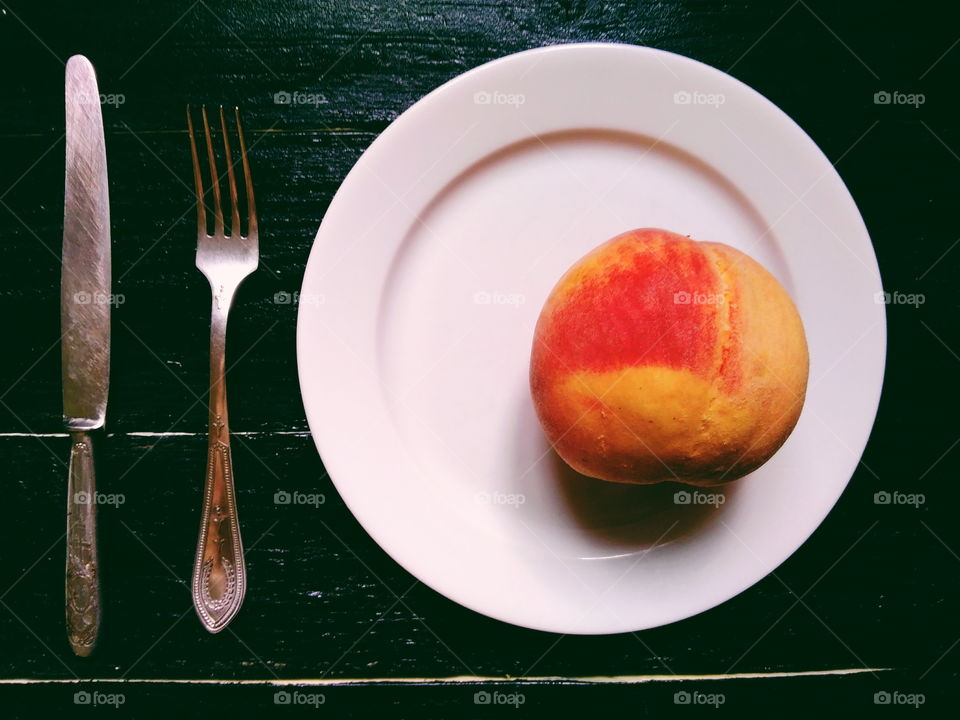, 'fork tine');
186,106,207,236
201,105,224,237
234,107,257,238
219,106,241,237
